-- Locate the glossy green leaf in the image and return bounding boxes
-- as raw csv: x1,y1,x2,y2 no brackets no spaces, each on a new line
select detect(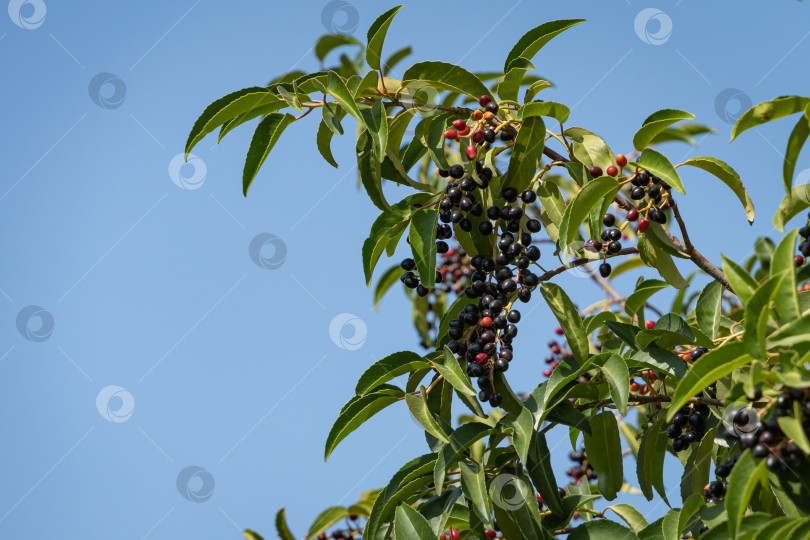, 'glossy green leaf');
778,407,810,454
326,71,362,121
321,102,344,135
633,148,685,195
730,96,810,142
418,487,460,536
356,351,427,395
373,265,403,309
490,472,547,539
425,112,452,170
409,208,439,289
726,450,769,539
274,508,296,540
522,100,570,123
678,157,754,223
402,61,490,99
434,423,497,493
524,79,553,102
539,282,589,364
276,84,302,111
742,273,783,359
406,388,450,443
637,235,688,290
558,176,620,263
502,116,545,193
315,34,362,61
584,411,624,501
504,19,585,72
308,507,349,538
768,311,810,347
597,354,630,415
565,127,616,170
637,419,665,501
429,347,475,397
504,407,534,464
527,431,565,517
721,254,758,303
362,196,423,286
625,279,670,318
772,230,801,321
773,184,810,232
783,110,810,195
628,346,687,378
497,57,534,103
357,130,389,211
218,101,288,142
667,342,752,420
633,109,695,151
325,386,403,460
568,519,640,539
366,5,403,71
459,461,494,529
243,113,296,195
535,181,566,242
316,104,347,168
606,503,649,533
393,503,437,540
360,99,389,163
695,281,724,339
